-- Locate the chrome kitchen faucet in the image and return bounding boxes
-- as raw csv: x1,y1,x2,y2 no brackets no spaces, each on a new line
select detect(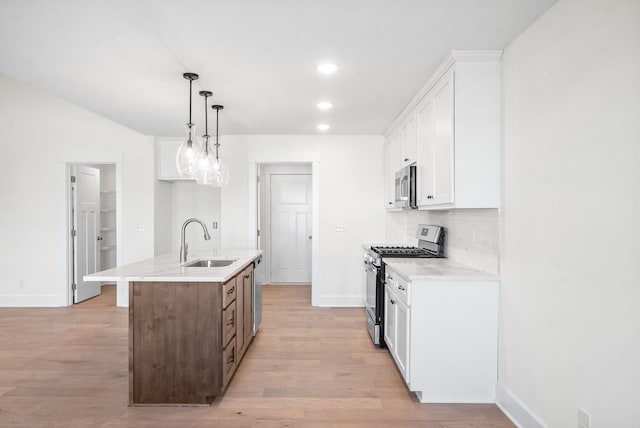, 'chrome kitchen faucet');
180,218,211,264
